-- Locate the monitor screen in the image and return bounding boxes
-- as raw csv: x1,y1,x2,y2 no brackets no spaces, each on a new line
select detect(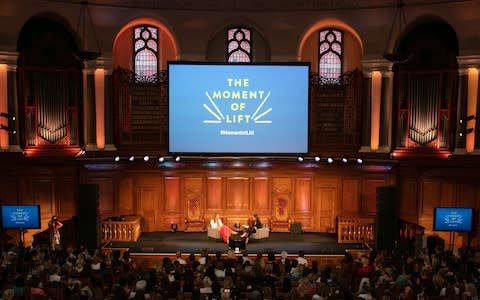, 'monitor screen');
433,207,474,232
168,62,310,155
1,205,41,229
